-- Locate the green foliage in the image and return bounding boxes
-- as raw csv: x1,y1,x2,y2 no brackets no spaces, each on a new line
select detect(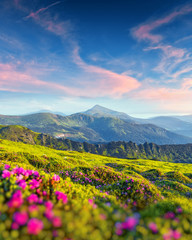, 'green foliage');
164,171,192,184
142,169,163,180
